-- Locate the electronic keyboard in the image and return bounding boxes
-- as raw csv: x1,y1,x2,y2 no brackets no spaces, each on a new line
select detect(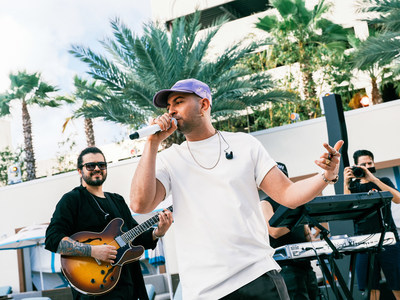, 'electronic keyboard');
273,231,396,261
